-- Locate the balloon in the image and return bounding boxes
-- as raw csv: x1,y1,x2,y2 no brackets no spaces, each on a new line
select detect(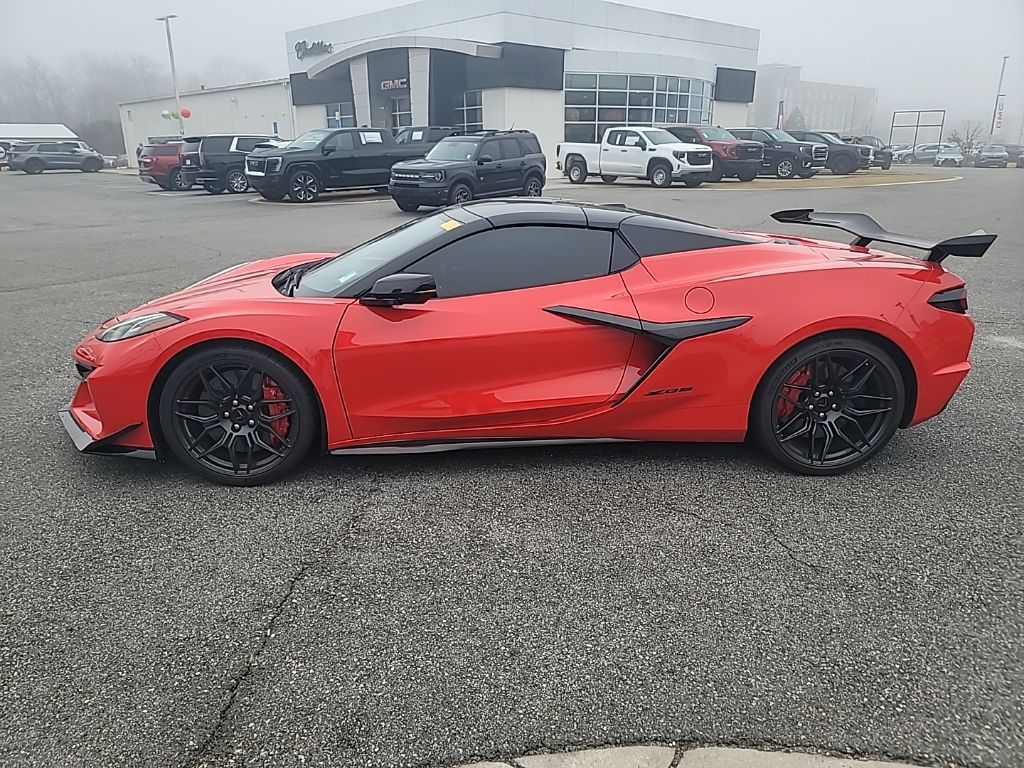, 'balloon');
171,110,180,119
160,109,171,119
180,107,191,119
